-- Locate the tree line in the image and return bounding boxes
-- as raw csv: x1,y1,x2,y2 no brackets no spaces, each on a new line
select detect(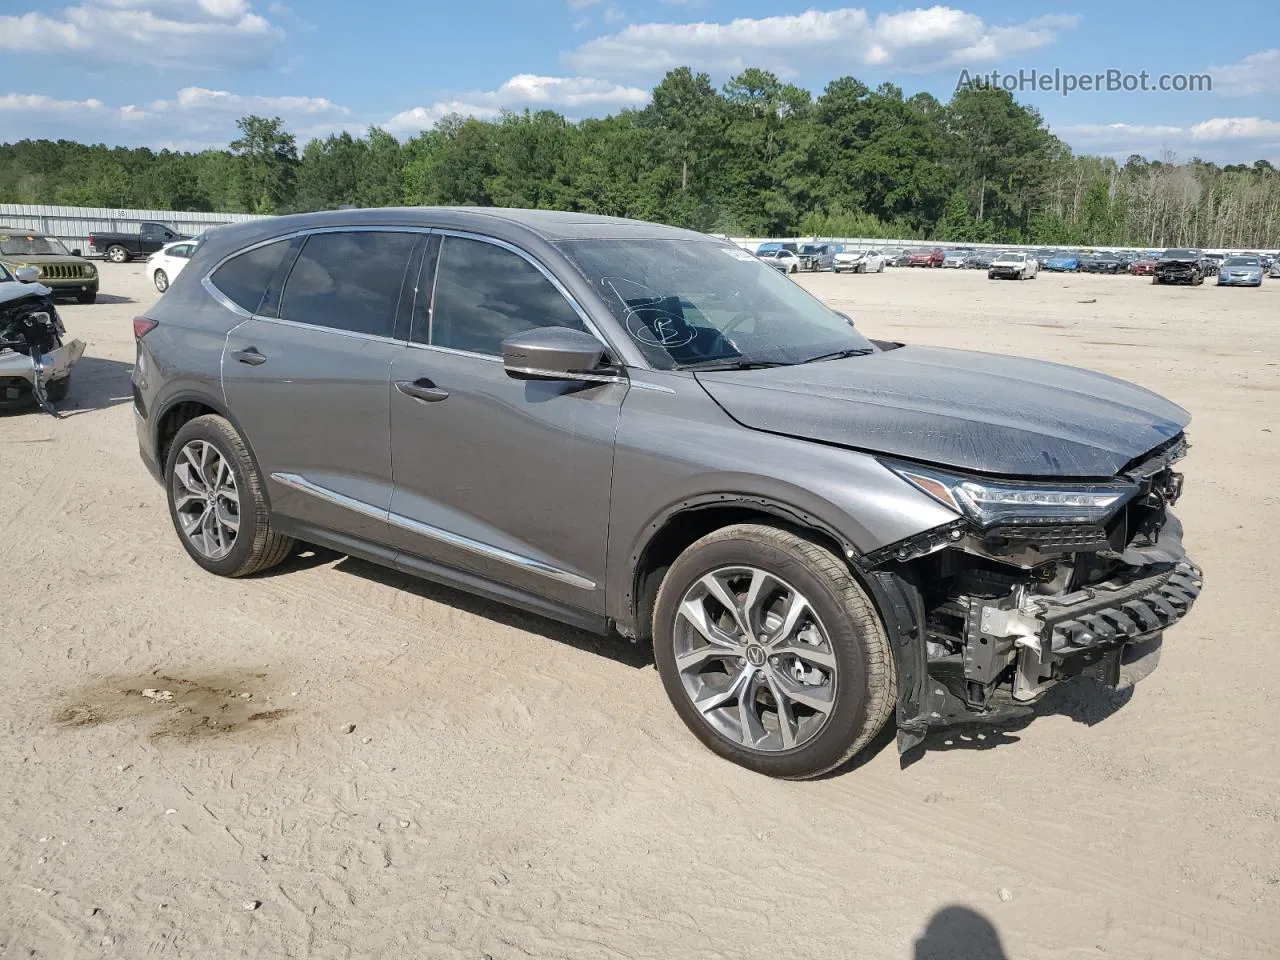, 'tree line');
2,67,1277,248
